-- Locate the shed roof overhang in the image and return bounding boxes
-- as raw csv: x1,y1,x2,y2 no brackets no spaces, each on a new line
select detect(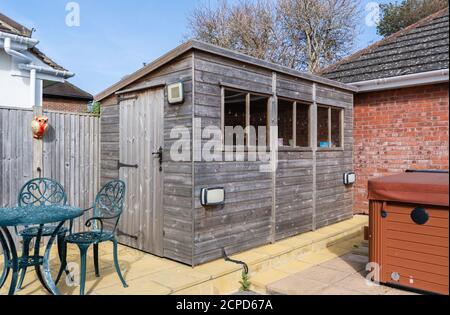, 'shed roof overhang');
95,40,357,102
